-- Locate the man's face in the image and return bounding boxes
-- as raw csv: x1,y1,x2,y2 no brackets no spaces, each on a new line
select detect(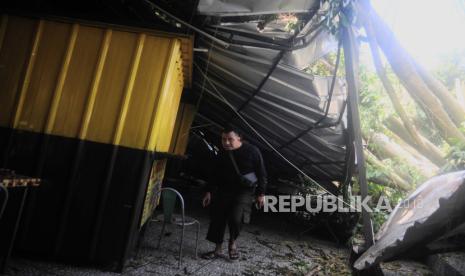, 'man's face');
221,131,242,151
